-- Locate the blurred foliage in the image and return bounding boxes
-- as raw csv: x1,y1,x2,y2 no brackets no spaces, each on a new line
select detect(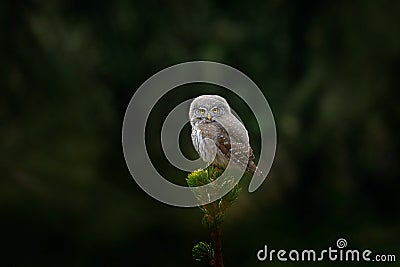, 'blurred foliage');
1,0,399,266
